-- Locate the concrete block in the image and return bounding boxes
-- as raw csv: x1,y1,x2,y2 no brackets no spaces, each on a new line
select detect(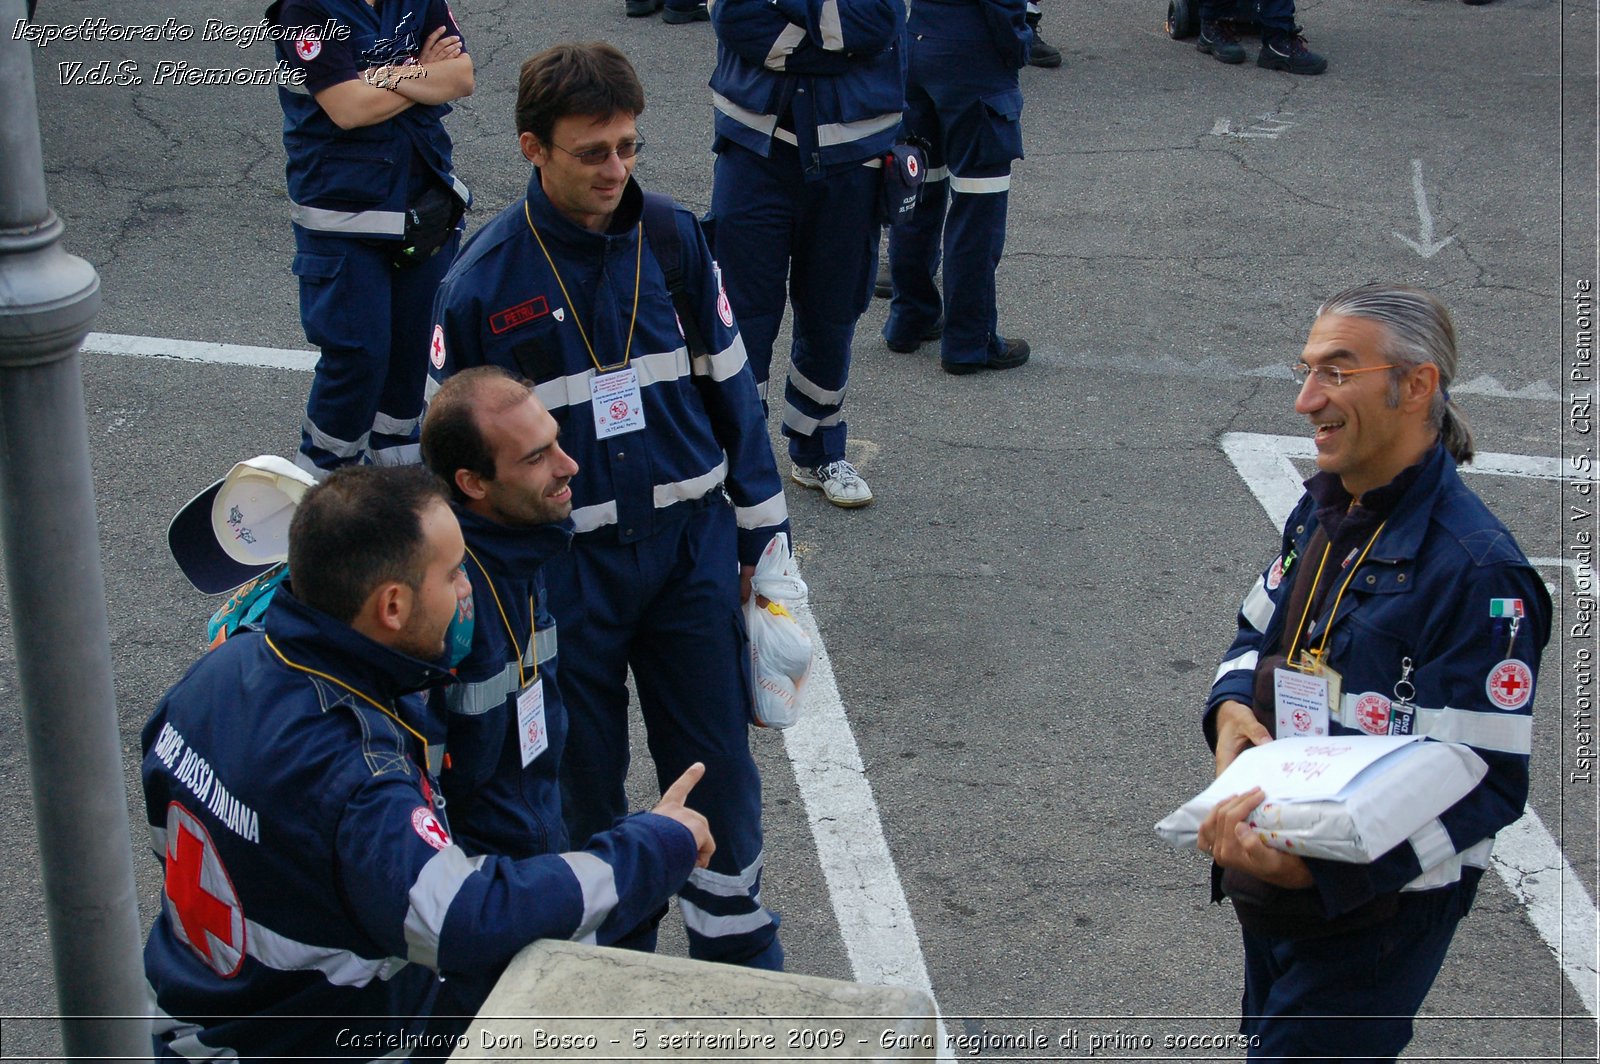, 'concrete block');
447,939,937,1061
